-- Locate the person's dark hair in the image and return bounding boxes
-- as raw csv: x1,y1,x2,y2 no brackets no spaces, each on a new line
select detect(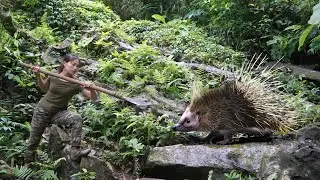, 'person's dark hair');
58,54,79,73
